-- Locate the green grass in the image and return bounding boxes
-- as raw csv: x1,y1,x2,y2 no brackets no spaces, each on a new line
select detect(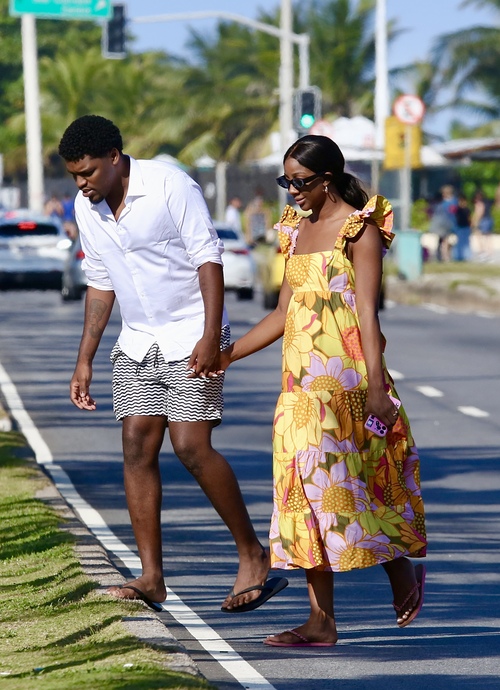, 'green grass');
422,261,500,278
0,432,213,690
